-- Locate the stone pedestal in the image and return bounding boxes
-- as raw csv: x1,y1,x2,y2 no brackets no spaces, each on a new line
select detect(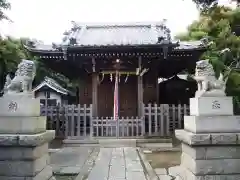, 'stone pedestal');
175,97,240,180
0,93,55,180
